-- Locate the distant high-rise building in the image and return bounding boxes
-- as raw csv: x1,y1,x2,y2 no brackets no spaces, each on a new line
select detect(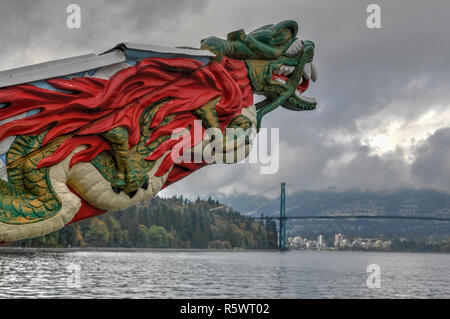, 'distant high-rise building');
306,240,317,249
318,235,324,248
334,234,344,247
